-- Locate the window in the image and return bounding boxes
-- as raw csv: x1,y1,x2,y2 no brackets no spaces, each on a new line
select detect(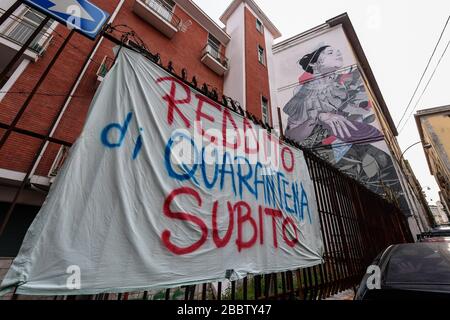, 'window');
256,19,263,33
258,45,265,65
151,0,175,12
162,0,175,10
146,0,175,22
261,96,270,124
207,33,221,59
4,7,53,51
0,73,11,89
